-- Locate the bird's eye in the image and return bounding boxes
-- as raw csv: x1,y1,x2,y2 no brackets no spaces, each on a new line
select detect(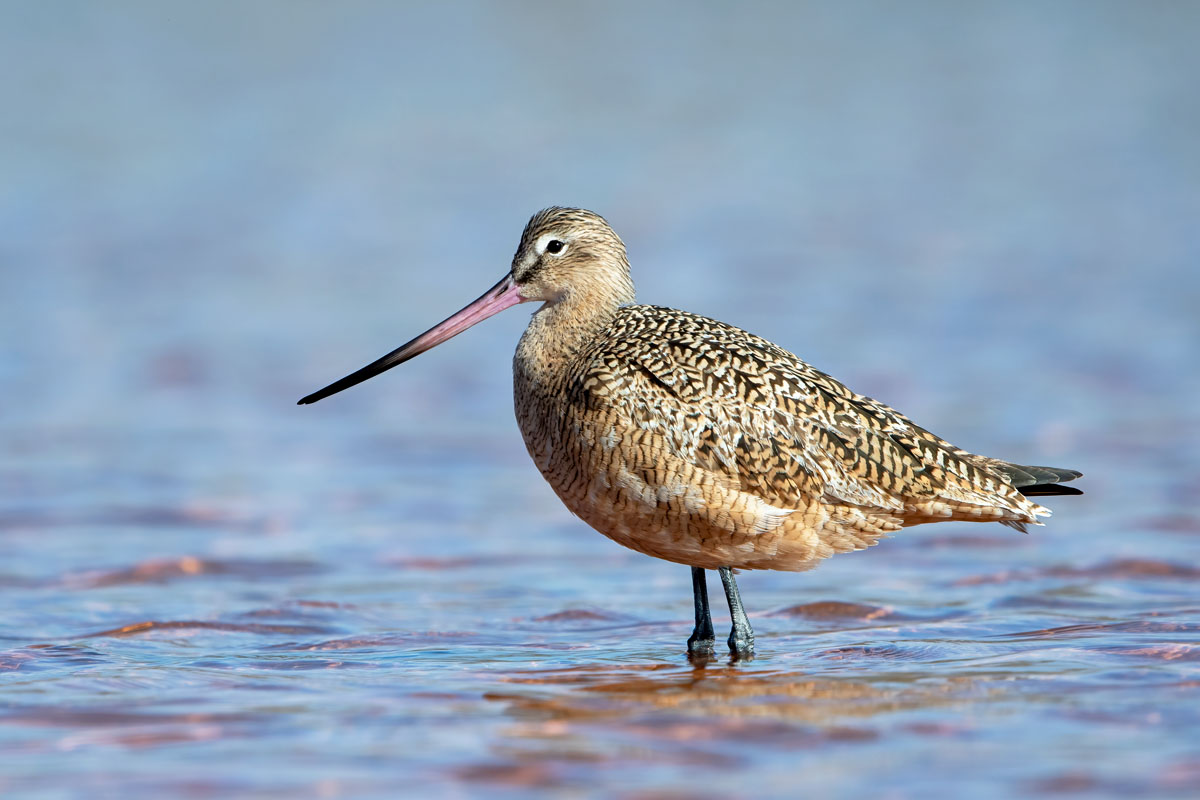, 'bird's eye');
545,239,565,255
